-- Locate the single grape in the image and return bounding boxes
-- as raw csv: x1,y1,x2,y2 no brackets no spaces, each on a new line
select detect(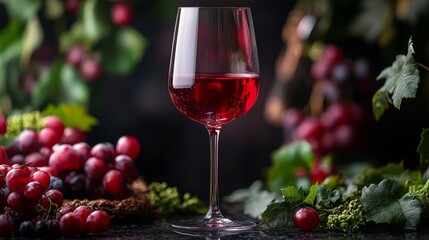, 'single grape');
0,214,15,236
293,117,325,143
11,154,25,165
30,170,51,191
38,166,58,177
111,1,133,26
65,0,81,17
60,212,85,237
19,220,35,237
91,142,116,163
39,127,61,148
39,146,53,157
86,210,110,233
74,205,92,222
61,127,87,145
5,141,19,158
294,207,320,231
18,129,39,154
322,44,343,66
103,169,125,195
56,206,75,221
116,135,141,160
79,58,101,81
64,171,87,193
43,116,65,136
334,124,356,149
34,220,50,237
24,181,45,200
49,145,82,173
6,168,30,193
47,219,62,237
84,157,108,181
0,187,11,210
66,44,86,67
45,189,64,207
320,102,352,129
7,191,32,212
311,59,331,81
114,154,139,180
73,142,91,160
49,176,64,191
25,152,48,167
